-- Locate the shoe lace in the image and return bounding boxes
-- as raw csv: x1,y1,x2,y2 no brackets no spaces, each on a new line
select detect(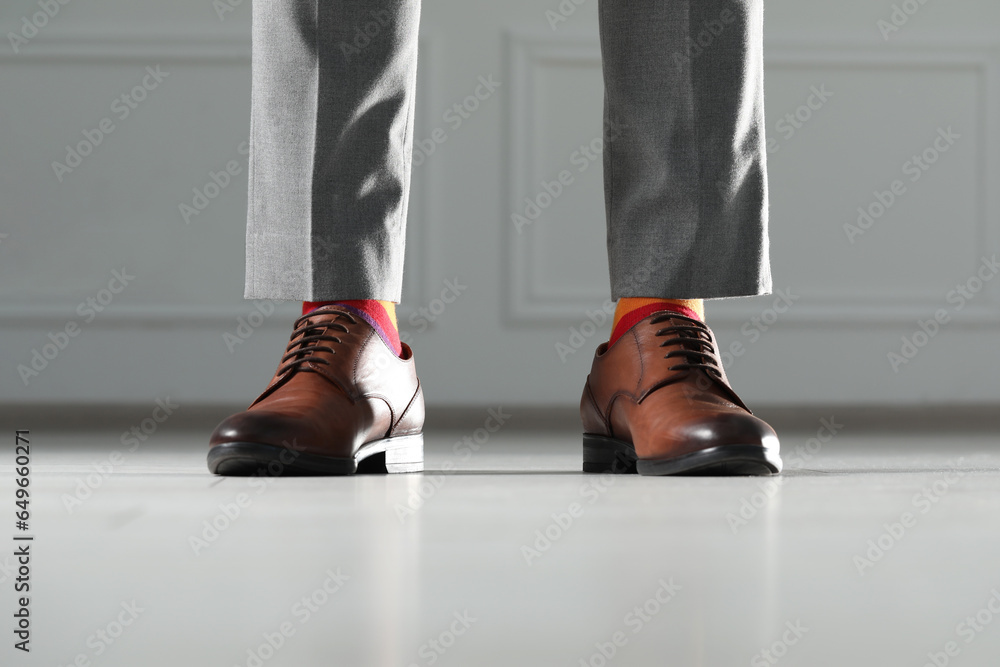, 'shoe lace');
275,310,357,377
650,313,723,379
